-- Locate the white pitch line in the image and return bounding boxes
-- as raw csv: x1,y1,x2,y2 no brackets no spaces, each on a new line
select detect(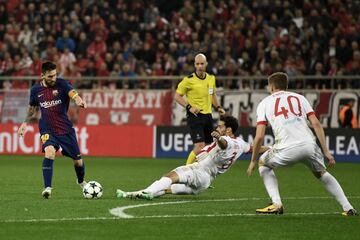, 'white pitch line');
109,196,360,219
1,217,118,223
0,211,342,223
1,196,359,223
133,212,341,218
0,212,344,223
